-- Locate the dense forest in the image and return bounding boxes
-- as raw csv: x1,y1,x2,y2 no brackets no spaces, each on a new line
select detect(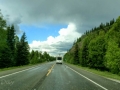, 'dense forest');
0,12,55,68
64,16,120,75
